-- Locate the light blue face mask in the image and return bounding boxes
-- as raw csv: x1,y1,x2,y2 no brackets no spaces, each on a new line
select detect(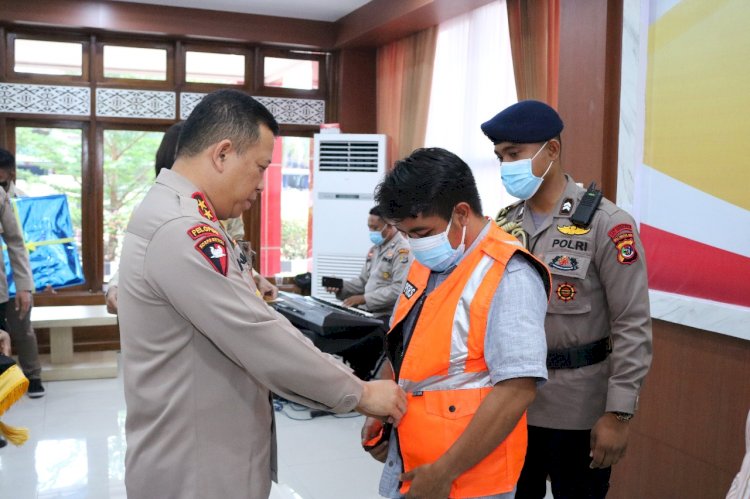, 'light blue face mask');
500,141,553,200
408,216,467,272
369,229,385,246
